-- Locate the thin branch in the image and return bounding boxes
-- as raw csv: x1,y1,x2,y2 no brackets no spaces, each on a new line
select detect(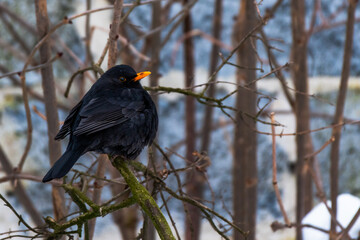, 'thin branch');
251,119,360,137
0,53,62,80
0,194,41,234
336,207,360,240
201,20,265,95
270,113,291,226
330,0,358,236
159,191,181,240
64,66,103,98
